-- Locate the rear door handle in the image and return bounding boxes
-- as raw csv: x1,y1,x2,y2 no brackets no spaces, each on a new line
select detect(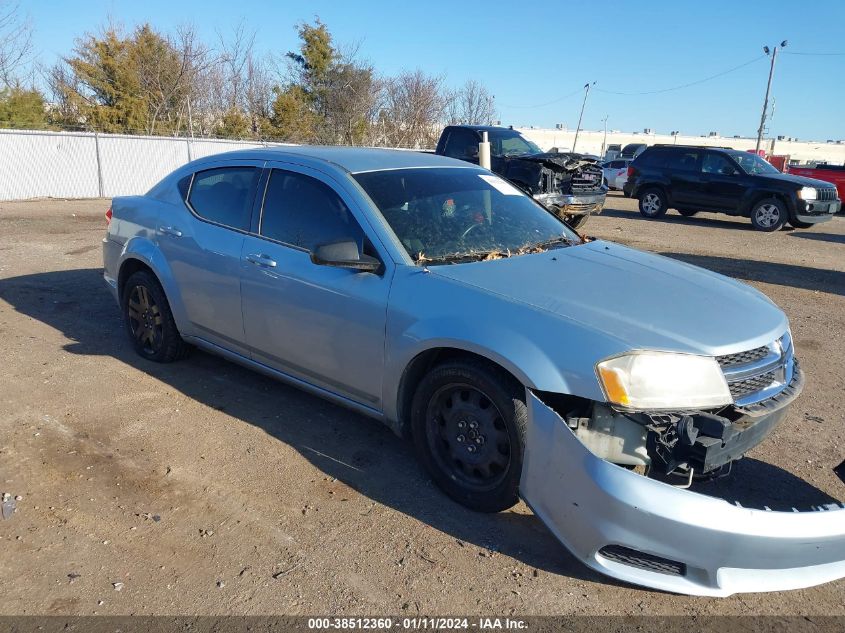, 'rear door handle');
245,253,277,268
158,226,182,237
